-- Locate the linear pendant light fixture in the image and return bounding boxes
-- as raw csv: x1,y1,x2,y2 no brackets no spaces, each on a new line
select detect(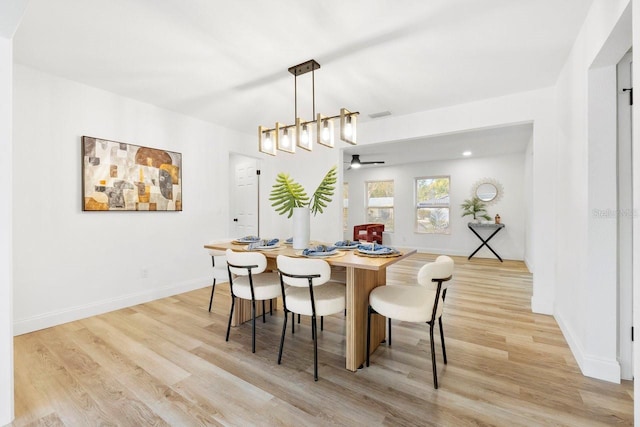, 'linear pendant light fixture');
258,59,358,156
